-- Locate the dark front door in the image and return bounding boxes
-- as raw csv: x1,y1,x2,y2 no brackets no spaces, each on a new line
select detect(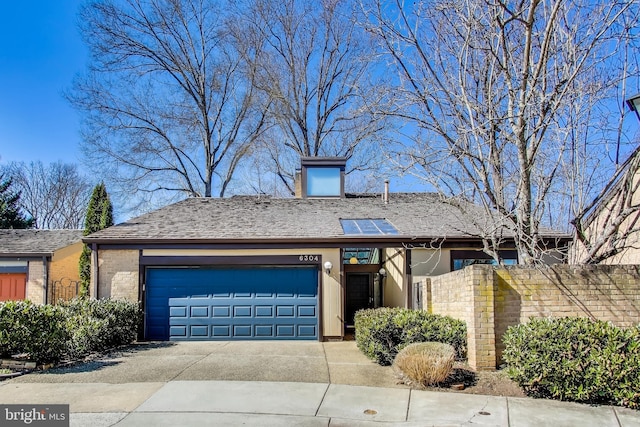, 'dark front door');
345,273,371,326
